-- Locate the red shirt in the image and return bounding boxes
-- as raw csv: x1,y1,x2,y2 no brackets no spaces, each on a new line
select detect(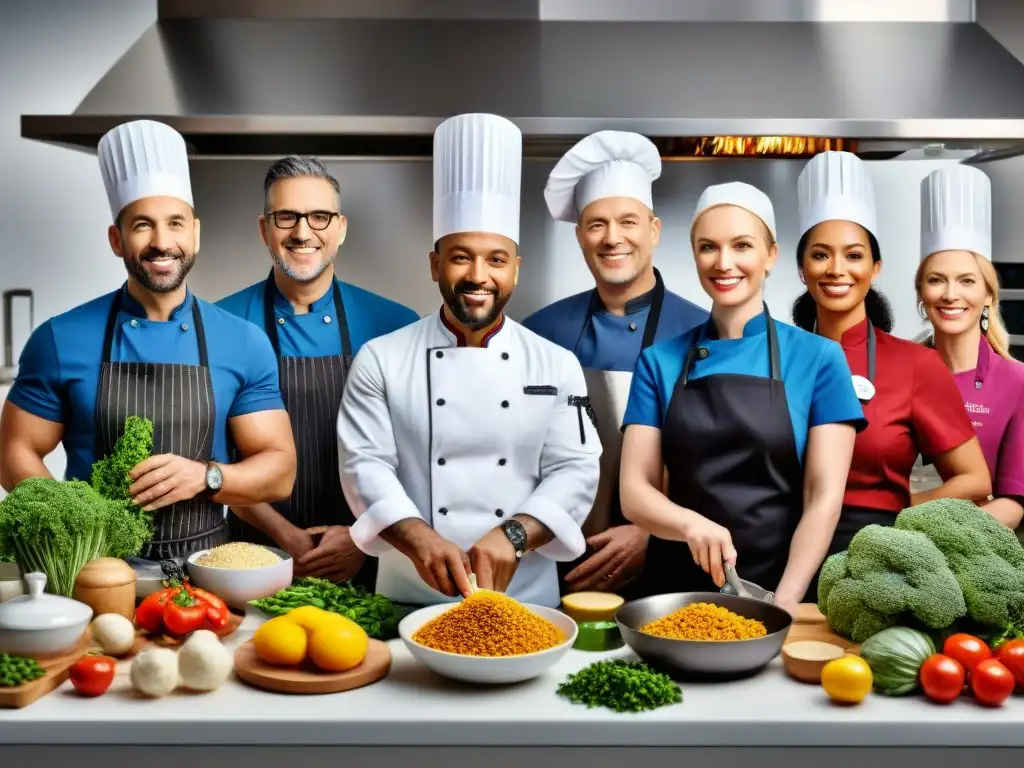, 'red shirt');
841,318,976,512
